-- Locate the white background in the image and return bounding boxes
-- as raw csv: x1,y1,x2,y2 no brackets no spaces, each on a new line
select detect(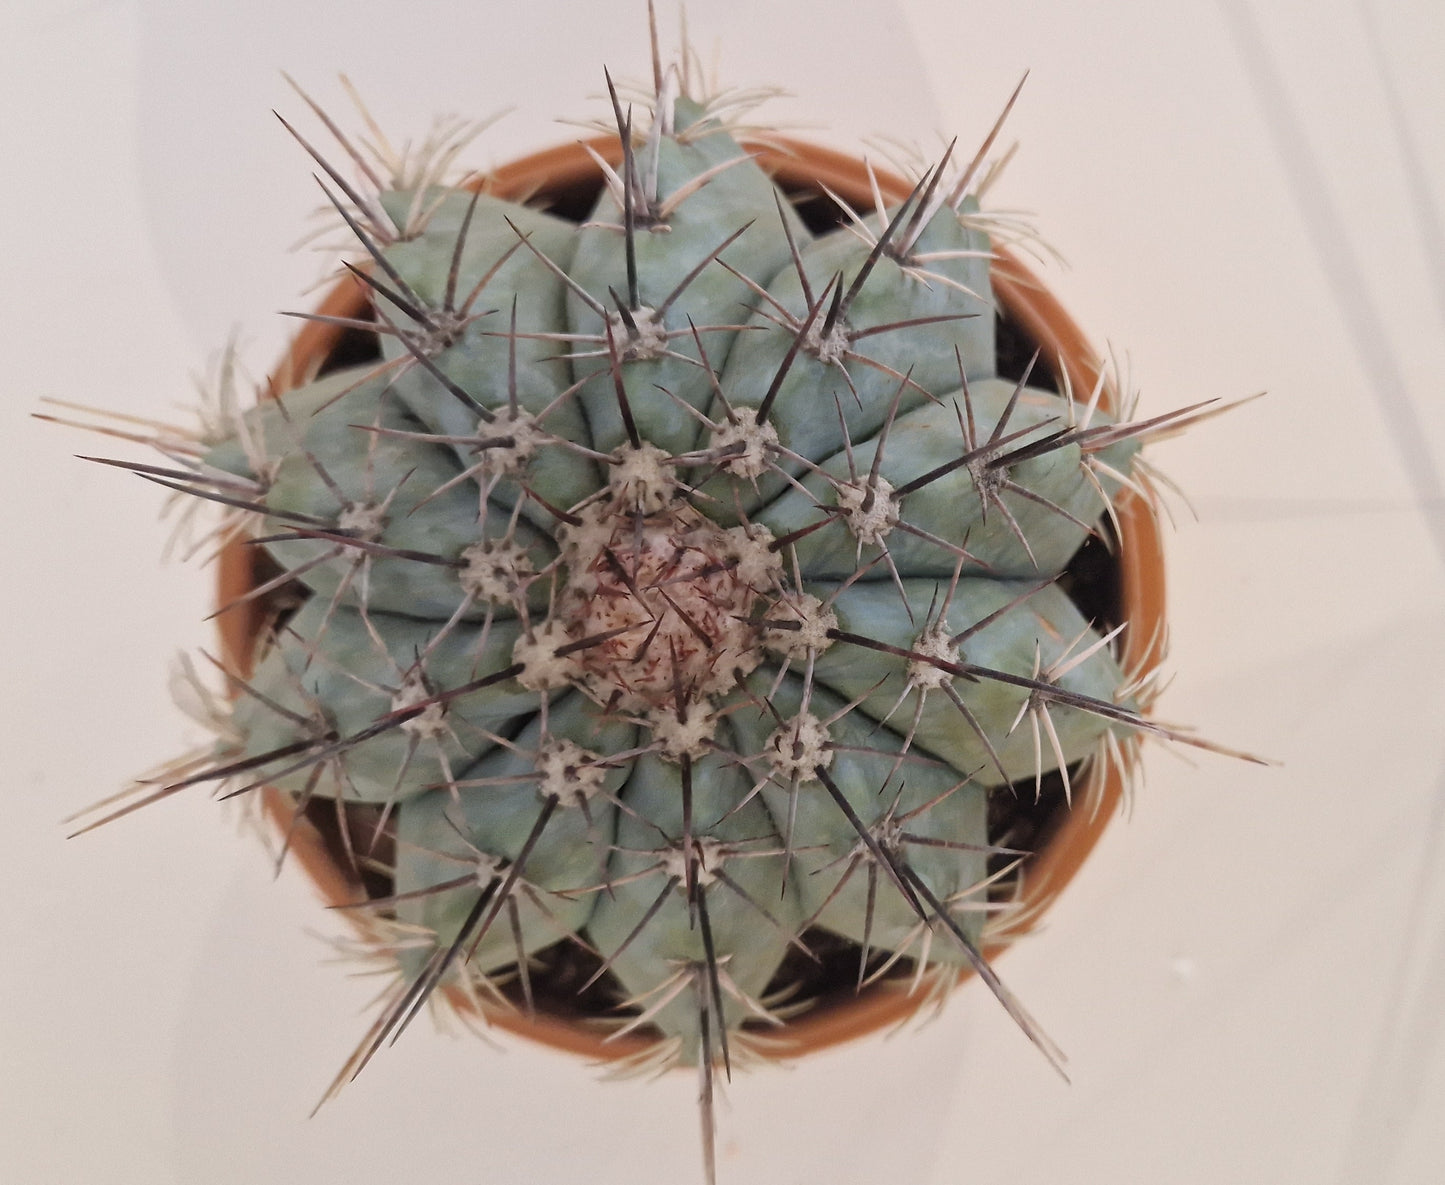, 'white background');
3,1,1443,1182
